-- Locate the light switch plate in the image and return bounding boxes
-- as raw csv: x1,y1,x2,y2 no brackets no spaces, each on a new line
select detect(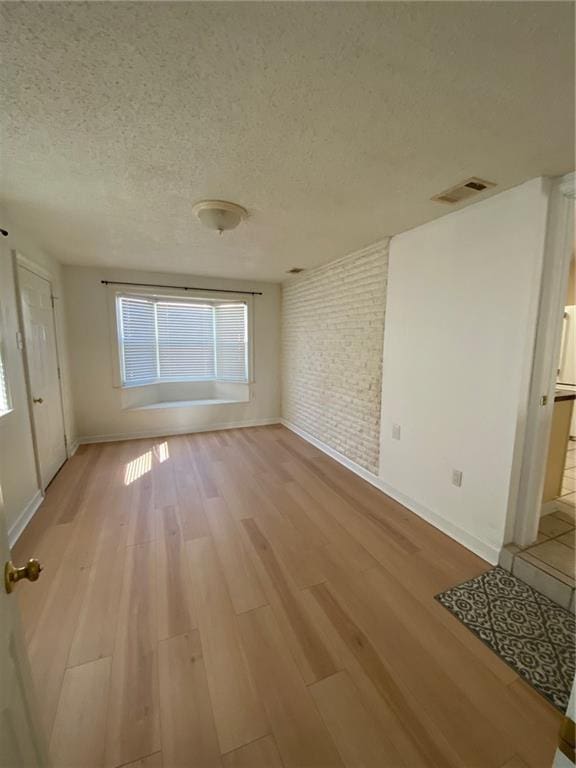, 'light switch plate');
452,469,463,487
